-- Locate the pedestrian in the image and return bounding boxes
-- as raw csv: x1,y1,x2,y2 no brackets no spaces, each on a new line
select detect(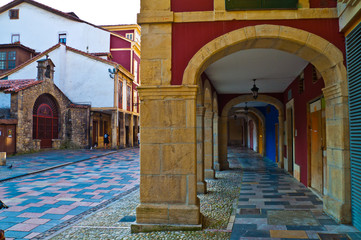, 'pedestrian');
137,132,140,145
104,132,109,149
